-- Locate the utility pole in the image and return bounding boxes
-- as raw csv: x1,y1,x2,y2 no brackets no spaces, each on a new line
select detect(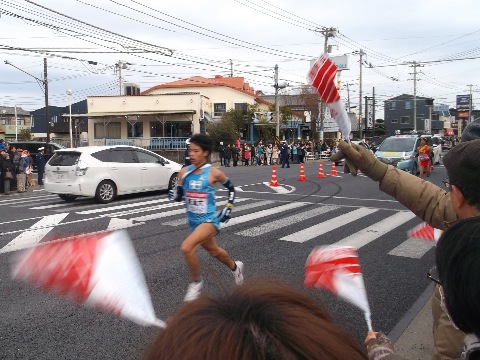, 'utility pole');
273,65,288,139
410,61,422,132
358,49,365,139
372,87,375,138
467,84,474,124
229,59,233,77
318,27,337,142
44,58,50,142
116,61,128,96
345,83,352,112
274,64,280,138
